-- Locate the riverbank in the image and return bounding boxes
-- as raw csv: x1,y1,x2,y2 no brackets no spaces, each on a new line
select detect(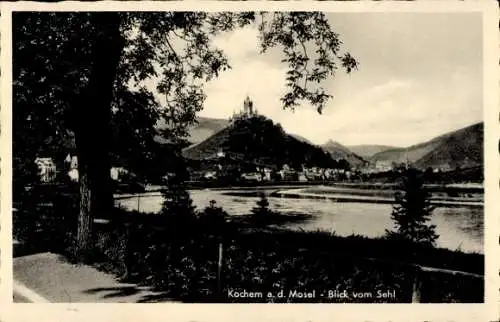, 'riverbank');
143,181,484,193
269,188,483,208
114,185,483,254
118,183,484,208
